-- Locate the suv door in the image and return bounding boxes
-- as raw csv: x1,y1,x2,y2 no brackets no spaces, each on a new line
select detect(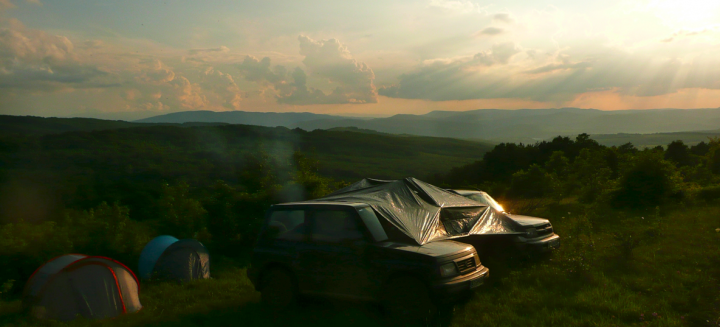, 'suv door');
257,207,310,289
296,205,375,300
